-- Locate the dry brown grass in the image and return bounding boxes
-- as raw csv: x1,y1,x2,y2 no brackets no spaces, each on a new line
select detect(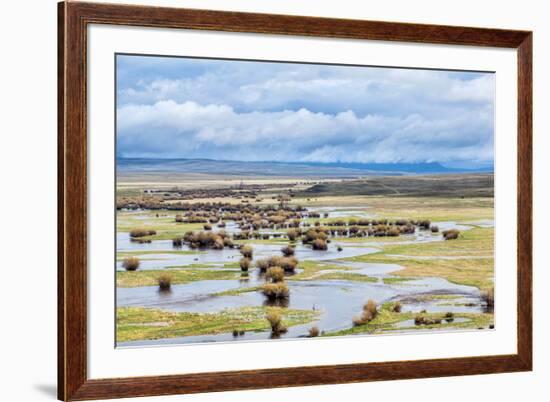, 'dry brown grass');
308,326,320,337
265,310,287,335
281,245,295,257
239,258,251,272
240,245,254,259
287,228,300,241
353,299,378,326
312,238,328,250
442,229,460,240
122,256,140,271
261,283,289,300
481,288,494,307
158,273,172,290
129,229,156,238
266,266,285,283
